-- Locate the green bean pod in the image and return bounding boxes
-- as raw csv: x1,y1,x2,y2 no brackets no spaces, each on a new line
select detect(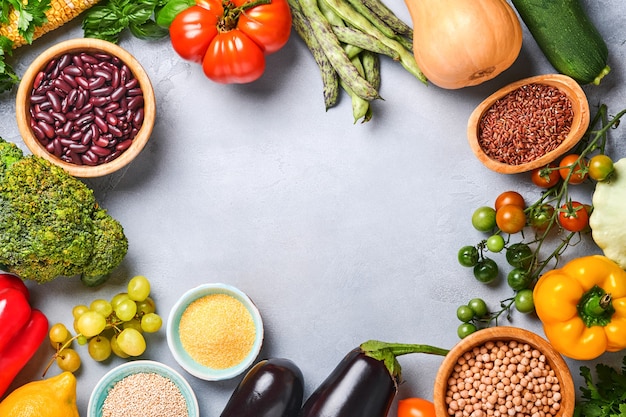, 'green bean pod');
298,0,381,101
289,0,340,109
331,26,399,60
361,0,413,38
